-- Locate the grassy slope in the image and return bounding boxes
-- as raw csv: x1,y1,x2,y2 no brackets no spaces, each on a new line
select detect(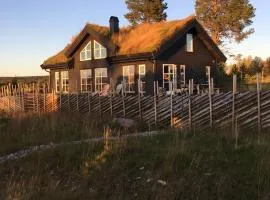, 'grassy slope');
1,113,270,199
